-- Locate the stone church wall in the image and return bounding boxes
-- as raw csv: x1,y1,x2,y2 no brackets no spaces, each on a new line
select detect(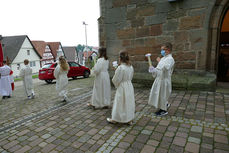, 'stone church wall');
99,0,227,90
